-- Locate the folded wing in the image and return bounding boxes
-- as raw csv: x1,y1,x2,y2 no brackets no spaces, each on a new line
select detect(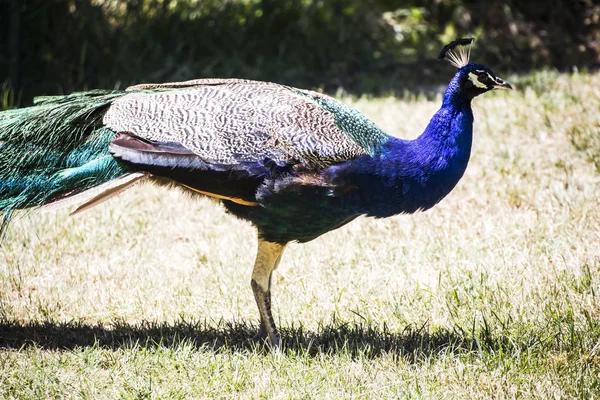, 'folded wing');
103,79,388,172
